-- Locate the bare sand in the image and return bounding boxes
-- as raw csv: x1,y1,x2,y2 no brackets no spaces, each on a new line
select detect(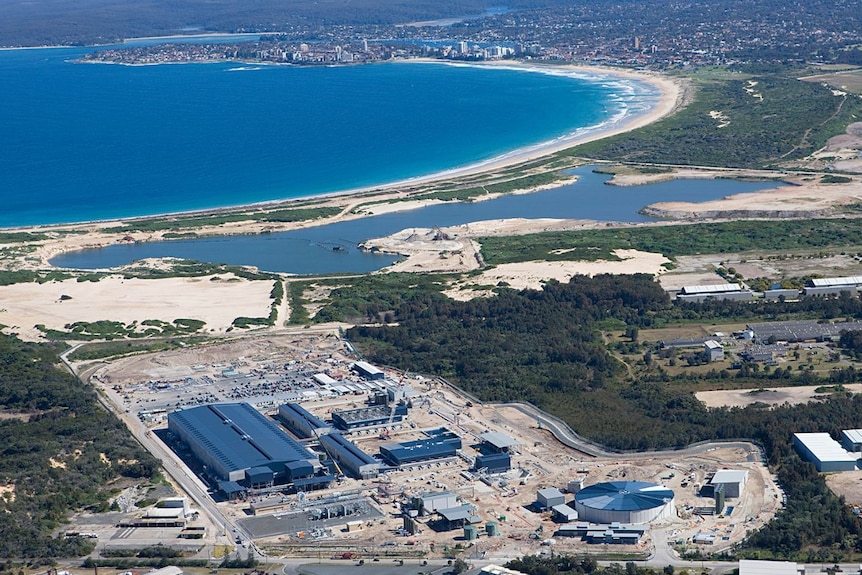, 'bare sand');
697,384,862,409
0,274,273,341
